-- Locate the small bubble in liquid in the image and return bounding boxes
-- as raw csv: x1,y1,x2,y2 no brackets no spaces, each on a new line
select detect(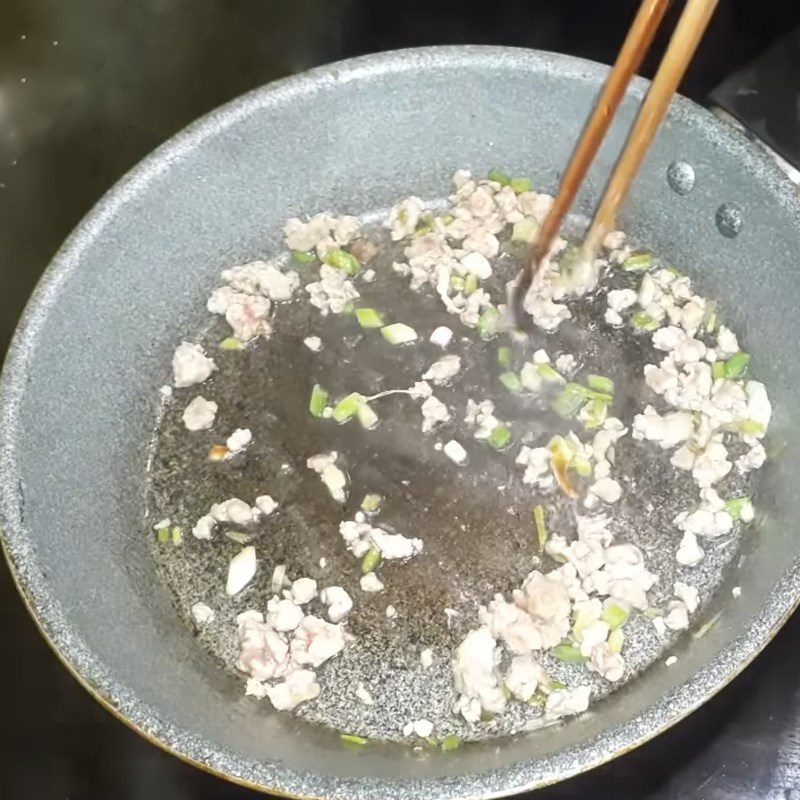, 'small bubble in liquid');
715,202,743,238
667,161,695,195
